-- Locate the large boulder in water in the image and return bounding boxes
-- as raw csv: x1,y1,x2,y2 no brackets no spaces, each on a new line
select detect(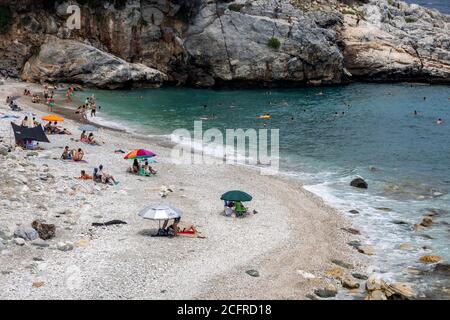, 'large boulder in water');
351,177,368,189
21,37,167,89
